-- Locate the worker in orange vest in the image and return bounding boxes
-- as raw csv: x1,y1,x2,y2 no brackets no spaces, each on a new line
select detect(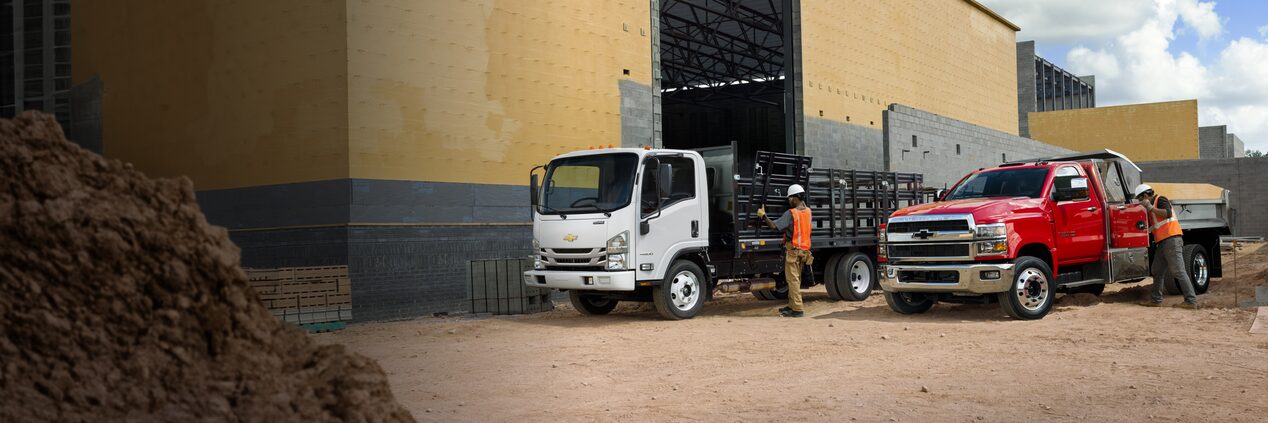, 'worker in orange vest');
1134,184,1198,309
757,184,812,317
